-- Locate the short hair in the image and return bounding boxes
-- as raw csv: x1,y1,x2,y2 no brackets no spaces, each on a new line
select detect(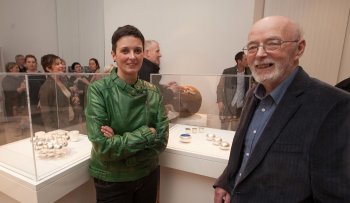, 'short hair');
111,25,144,52
41,54,60,72
89,58,100,70
145,40,158,51
71,62,81,71
15,54,24,60
235,51,245,63
5,62,18,72
25,54,37,63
